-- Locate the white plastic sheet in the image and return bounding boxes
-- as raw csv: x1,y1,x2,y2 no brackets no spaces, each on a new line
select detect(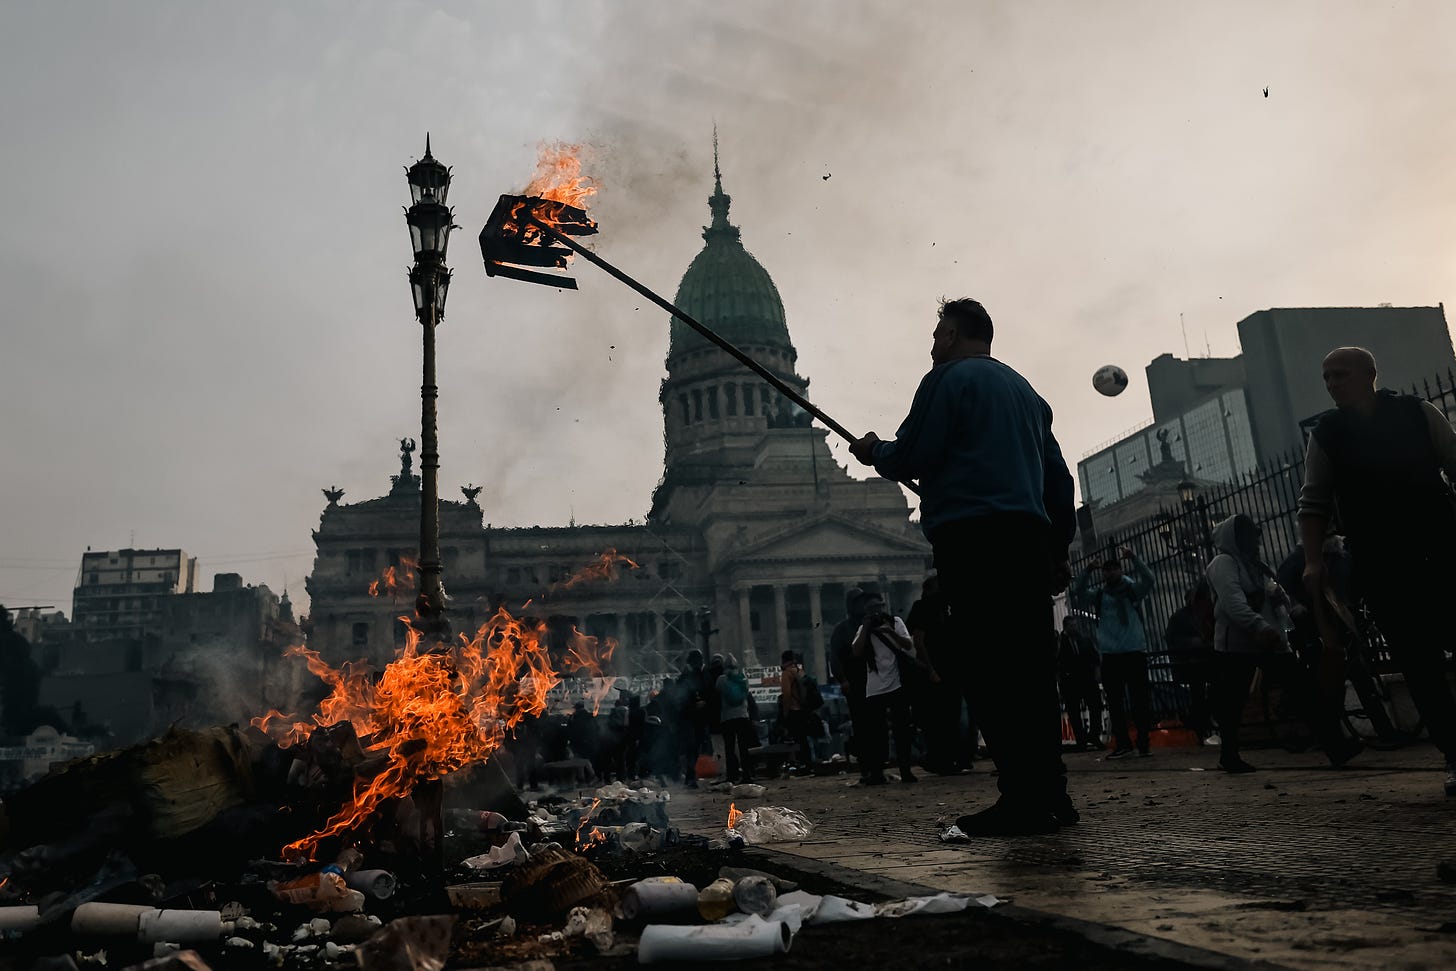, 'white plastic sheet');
726,806,813,844
461,831,528,871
